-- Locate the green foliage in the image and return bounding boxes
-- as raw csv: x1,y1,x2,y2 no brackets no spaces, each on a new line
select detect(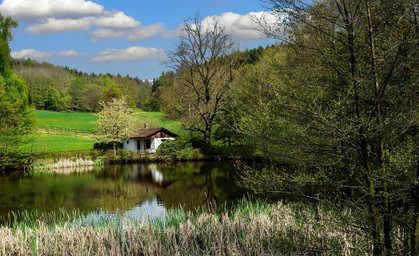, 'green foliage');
95,98,135,154
0,14,33,168
156,138,202,160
